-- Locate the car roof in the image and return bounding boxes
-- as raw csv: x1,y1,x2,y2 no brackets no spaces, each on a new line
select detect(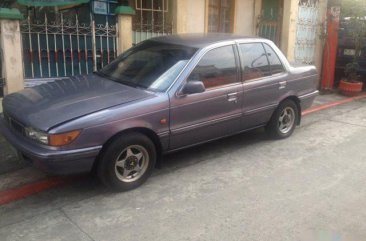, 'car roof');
148,33,266,48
